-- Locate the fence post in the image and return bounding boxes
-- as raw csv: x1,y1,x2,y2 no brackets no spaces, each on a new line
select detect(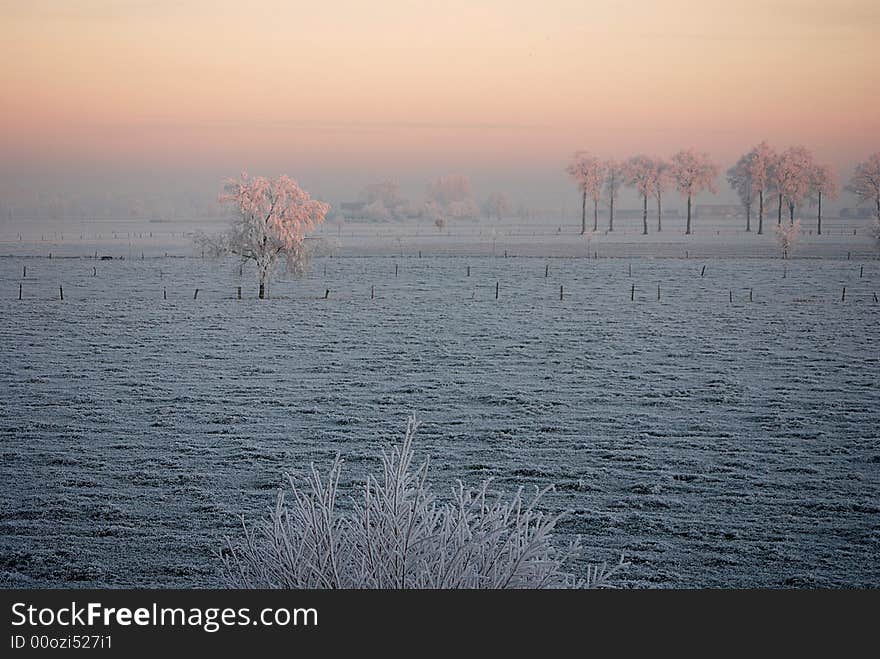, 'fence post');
237,286,242,300
59,285,63,301
630,284,635,301
194,288,199,300
559,285,564,301
841,287,846,302
19,283,22,300
163,287,166,300
495,281,499,299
